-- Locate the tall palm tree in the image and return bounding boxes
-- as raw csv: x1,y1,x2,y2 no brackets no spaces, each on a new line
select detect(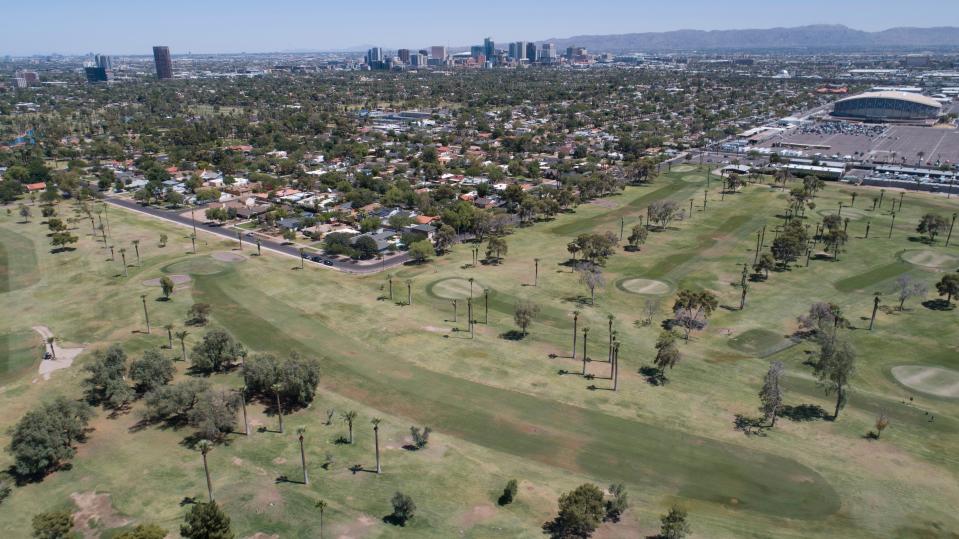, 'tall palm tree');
342,410,357,444
198,440,214,502
607,314,615,362
371,418,382,473
468,277,475,298
612,342,620,391
237,386,250,436
46,336,57,360
175,330,189,361
582,327,590,375
405,280,413,306
299,248,305,269
271,383,284,433
132,239,141,266
297,427,309,485
571,310,580,359
315,500,328,539
387,274,393,300
140,294,151,334
119,248,128,277
533,258,540,286
163,324,174,349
